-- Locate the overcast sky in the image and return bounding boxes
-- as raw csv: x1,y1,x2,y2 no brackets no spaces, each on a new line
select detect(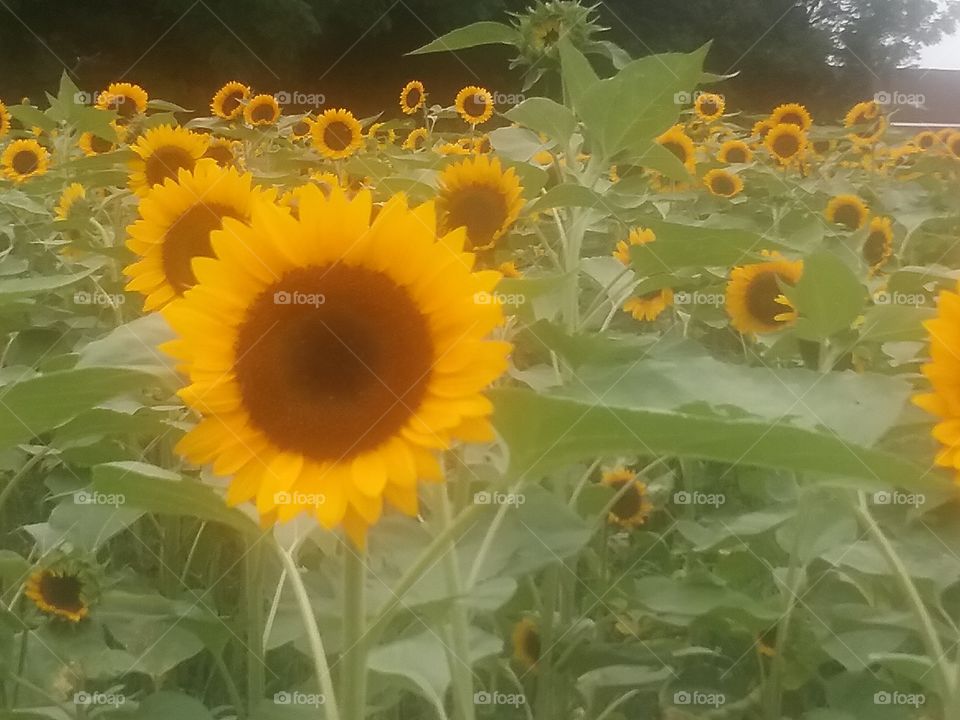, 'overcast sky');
919,30,960,68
